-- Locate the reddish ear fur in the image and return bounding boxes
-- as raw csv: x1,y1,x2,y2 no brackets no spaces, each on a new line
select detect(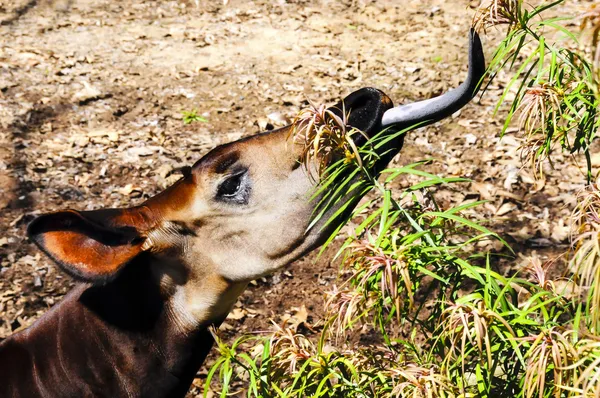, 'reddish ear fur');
27,210,146,283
